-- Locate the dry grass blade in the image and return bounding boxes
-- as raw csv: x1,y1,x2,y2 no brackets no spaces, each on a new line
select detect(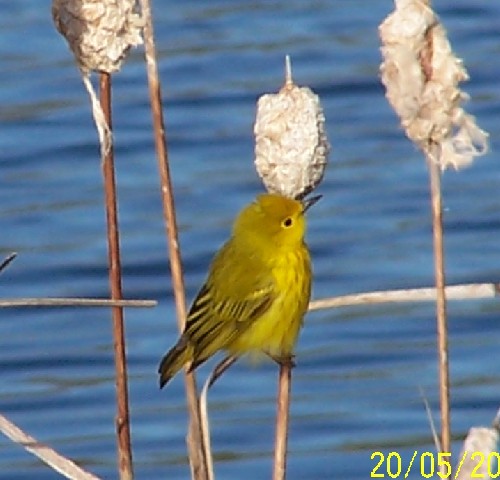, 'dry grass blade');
419,387,441,453
0,413,101,480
